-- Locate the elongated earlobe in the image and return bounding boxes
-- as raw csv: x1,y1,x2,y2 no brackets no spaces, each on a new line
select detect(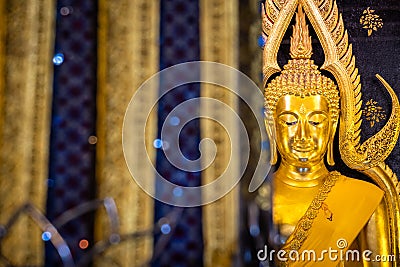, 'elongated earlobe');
270,138,278,165
327,140,335,166
265,115,278,165
327,122,337,166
